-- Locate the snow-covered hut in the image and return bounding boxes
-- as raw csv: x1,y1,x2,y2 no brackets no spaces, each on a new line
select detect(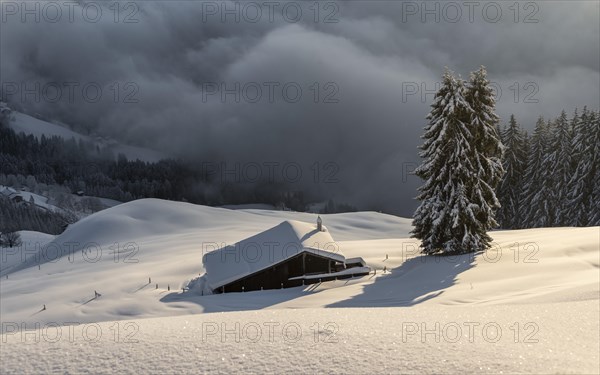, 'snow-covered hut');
202,219,369,293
